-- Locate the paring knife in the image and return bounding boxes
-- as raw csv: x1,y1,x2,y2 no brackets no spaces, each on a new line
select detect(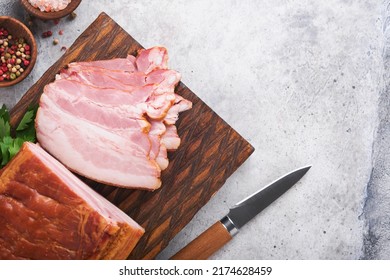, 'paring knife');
170,165,311,260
